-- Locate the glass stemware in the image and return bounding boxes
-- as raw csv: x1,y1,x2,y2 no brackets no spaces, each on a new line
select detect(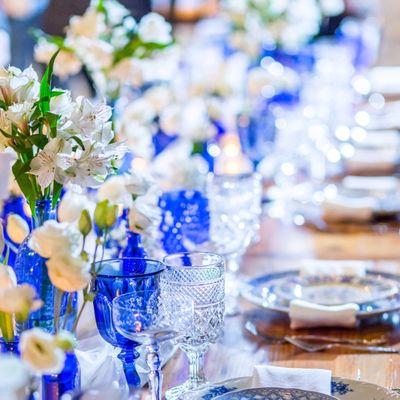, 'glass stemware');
161,252,225,399
93,258,164,387
112,290,194,400
206,172,262,315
